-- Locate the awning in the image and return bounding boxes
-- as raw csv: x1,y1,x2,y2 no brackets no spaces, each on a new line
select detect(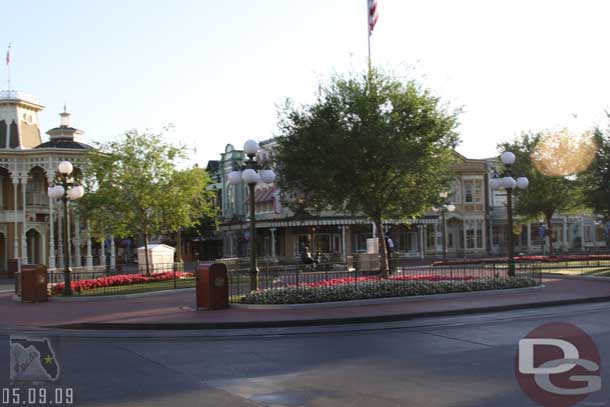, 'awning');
254,187,274,203
220,216,438,231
